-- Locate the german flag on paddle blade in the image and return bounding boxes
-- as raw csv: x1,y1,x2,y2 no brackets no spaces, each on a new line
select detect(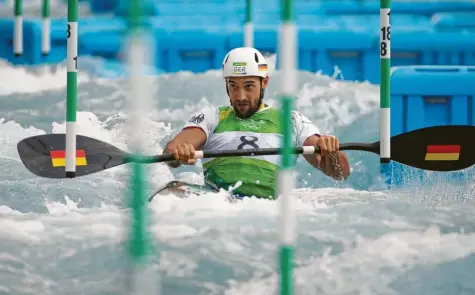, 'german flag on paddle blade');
425,145,460,161
50,150,87,167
